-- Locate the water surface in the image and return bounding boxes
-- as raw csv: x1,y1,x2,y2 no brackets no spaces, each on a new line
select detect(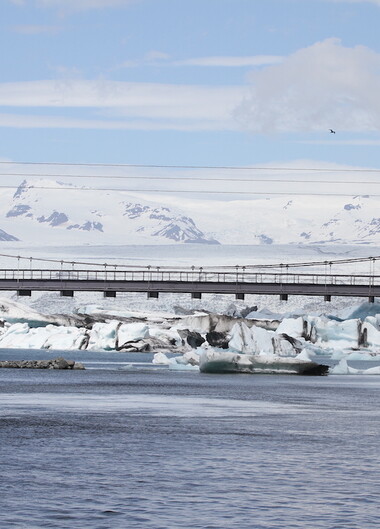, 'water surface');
1,353,379,529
